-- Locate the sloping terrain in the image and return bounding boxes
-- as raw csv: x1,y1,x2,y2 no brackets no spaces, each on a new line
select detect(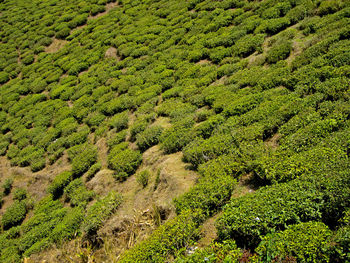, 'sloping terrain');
0,0,350,262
